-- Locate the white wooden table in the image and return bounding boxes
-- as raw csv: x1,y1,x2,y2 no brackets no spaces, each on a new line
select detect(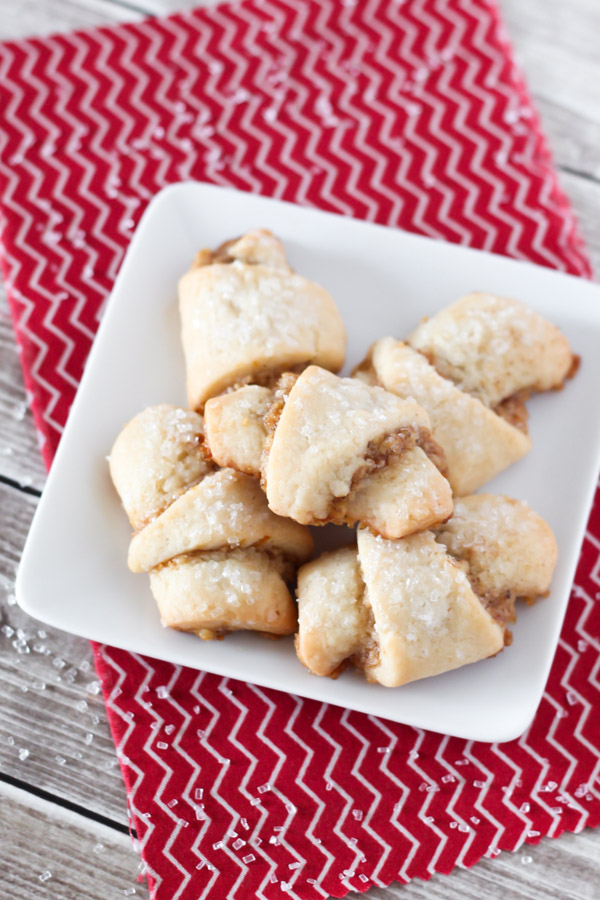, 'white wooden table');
1,1,599,897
